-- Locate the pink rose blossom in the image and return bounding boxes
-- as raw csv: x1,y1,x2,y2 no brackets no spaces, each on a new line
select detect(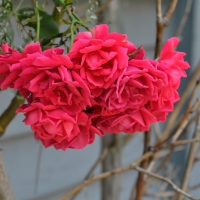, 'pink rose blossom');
17,99,103,150
148,37,190,121
68,24,137,96
0,43,24,89
94,107,156,133
91,37,189,132
0,30,190,150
